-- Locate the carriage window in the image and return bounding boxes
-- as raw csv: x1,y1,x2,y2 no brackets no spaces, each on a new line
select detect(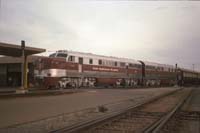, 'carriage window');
102,60,106,66
135,64,141,68
89,59,93,64
108,61,111,66
78,57,83,64
146,66,150,69
68,56,75,62
129,63,133,67
99,60,102,65
120,62,125,67
146,65,155,70
114,62,118,66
